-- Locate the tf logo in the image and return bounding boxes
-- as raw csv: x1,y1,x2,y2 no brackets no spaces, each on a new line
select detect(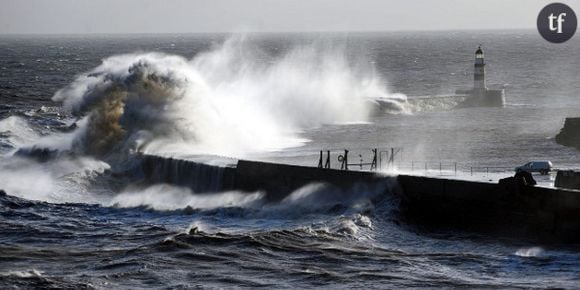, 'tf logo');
537,3,577,43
